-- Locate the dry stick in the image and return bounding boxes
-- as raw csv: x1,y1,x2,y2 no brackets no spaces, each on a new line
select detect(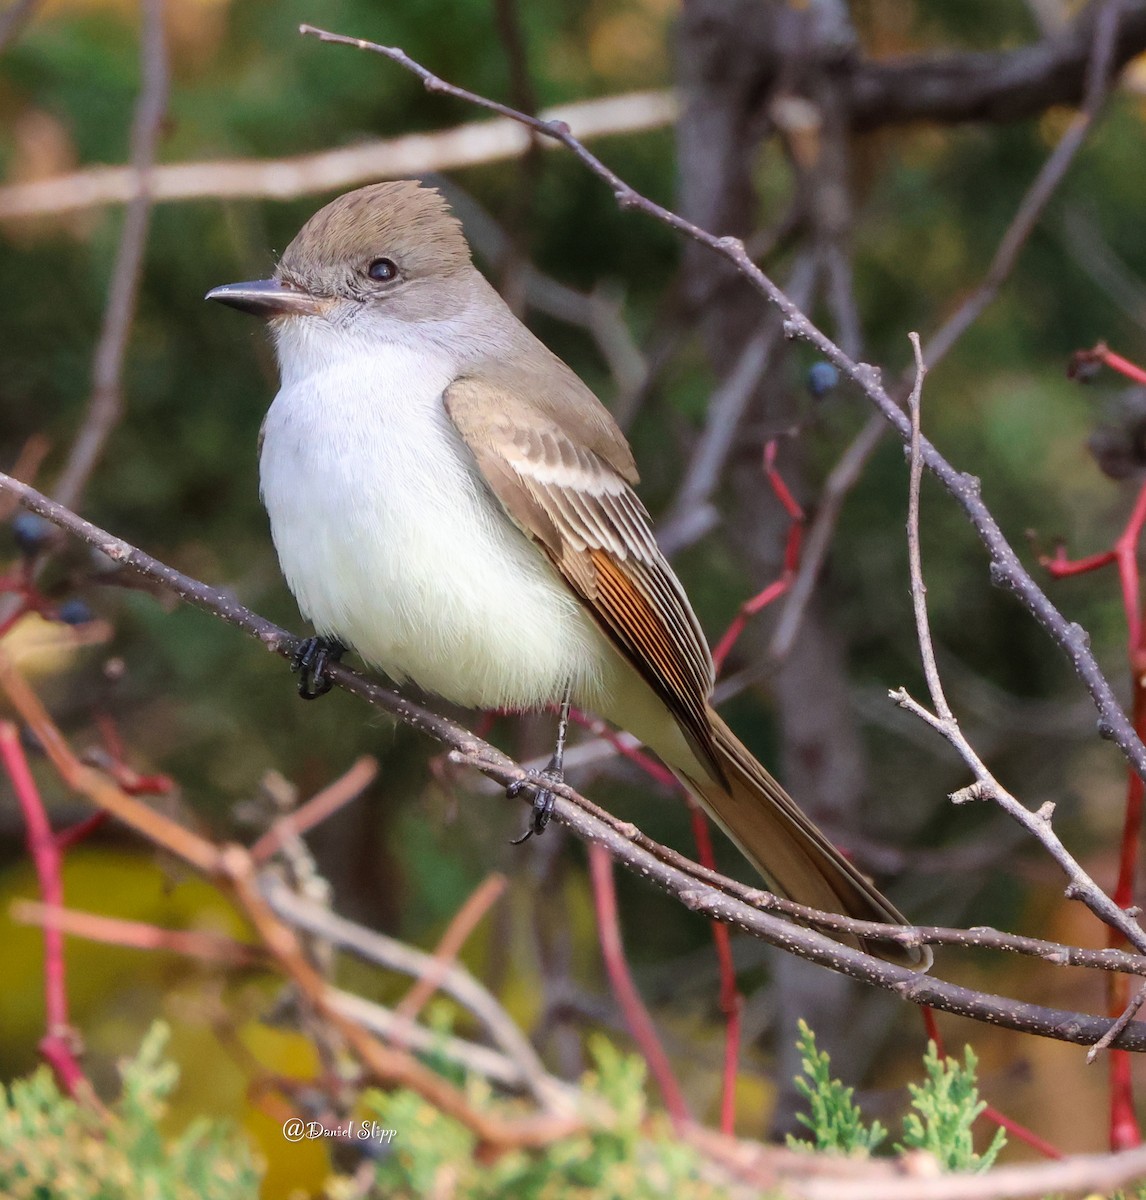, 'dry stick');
250,755,378,864
327,987,579,1104
262,877,573,1116
897,329,1146,960
10,900,265,968
51,0,168,511
769,0,1124,660
0,91,677,221
395,871,507,1022
4,475,1146,1048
